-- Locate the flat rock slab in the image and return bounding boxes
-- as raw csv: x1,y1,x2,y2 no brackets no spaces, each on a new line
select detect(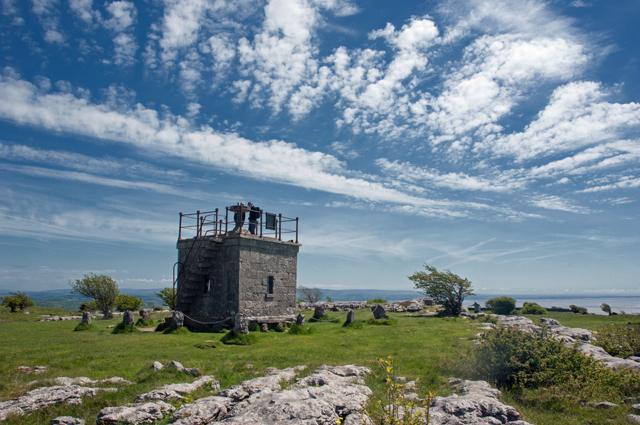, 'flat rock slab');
0,385,115,421
169,365,371,425
96,401,174,425
430,379,533,425
53,376,132,386
51,416,86,424
136,376,219,402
